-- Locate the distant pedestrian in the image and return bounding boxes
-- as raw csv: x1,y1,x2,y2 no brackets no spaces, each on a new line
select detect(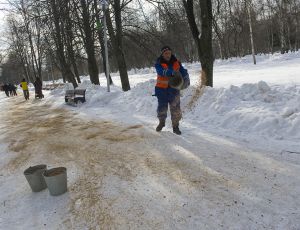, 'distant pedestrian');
34,77,44,99
3,83,10,97
12,84,17,96
20,78,29,100
8,83,17,96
